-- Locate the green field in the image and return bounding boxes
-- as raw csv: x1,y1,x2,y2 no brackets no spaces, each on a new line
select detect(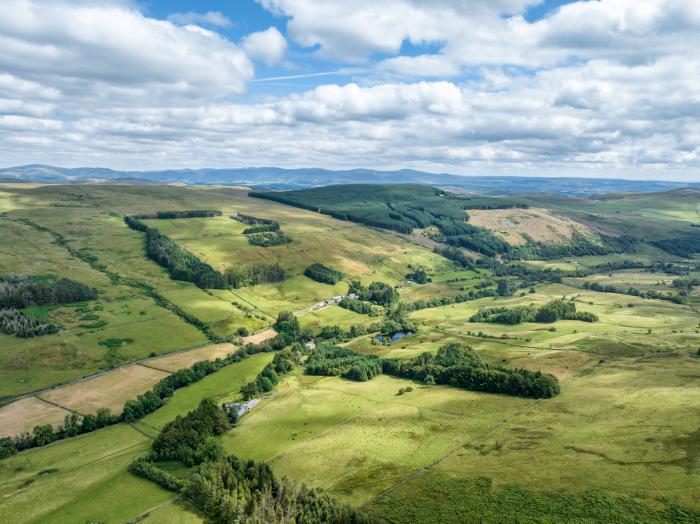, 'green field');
2,182,700,523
